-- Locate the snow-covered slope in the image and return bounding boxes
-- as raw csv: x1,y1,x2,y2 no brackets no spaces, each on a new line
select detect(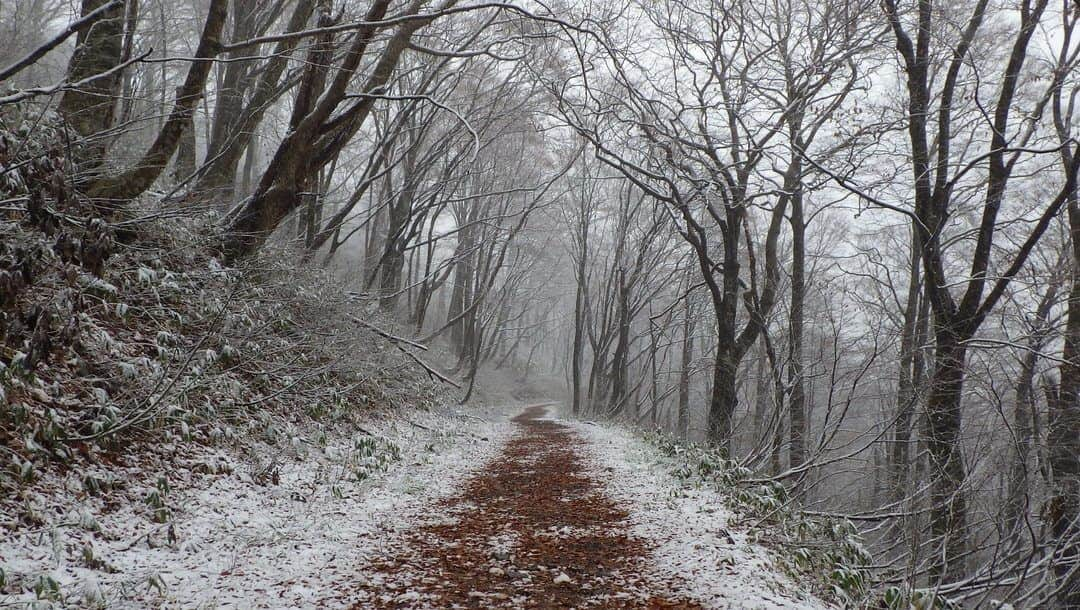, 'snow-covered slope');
2,404,841,609
0,406,513,608
576,421,834,609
